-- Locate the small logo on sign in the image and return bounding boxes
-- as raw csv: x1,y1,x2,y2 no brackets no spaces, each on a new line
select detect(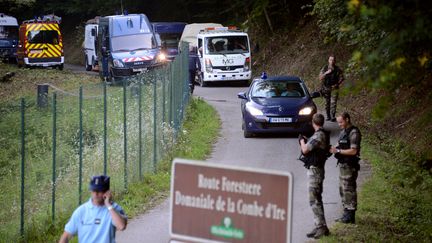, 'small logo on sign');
210,217,244,239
